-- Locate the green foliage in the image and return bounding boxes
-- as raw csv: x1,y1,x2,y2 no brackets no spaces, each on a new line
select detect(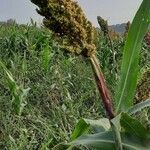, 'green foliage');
0,24,102,149
135,69,150,103
41,42,52,73
71,113,150,149
69,0,150,149
128,99,150,115
0,60,30,115
84,118,110,132
0,0,149,149
115,0,150,113
120,113,150,139
71,119,90,141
